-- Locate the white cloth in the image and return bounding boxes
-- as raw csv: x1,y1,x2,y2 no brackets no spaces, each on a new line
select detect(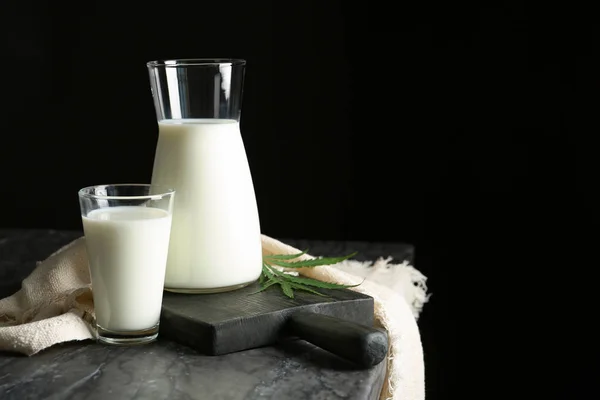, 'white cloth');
0,234,429,400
